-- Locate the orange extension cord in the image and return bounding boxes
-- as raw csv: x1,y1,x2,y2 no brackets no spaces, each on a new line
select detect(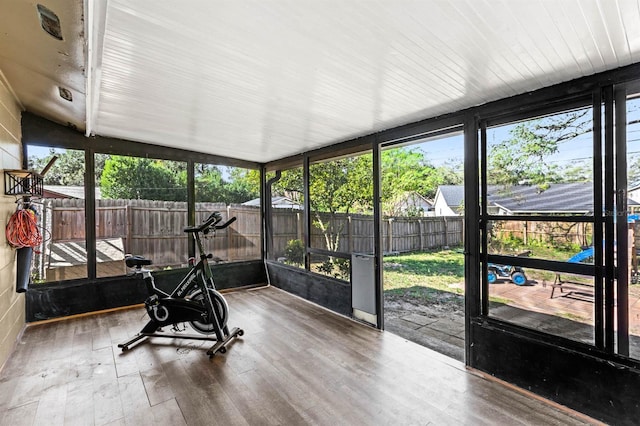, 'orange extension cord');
5,208,43,251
